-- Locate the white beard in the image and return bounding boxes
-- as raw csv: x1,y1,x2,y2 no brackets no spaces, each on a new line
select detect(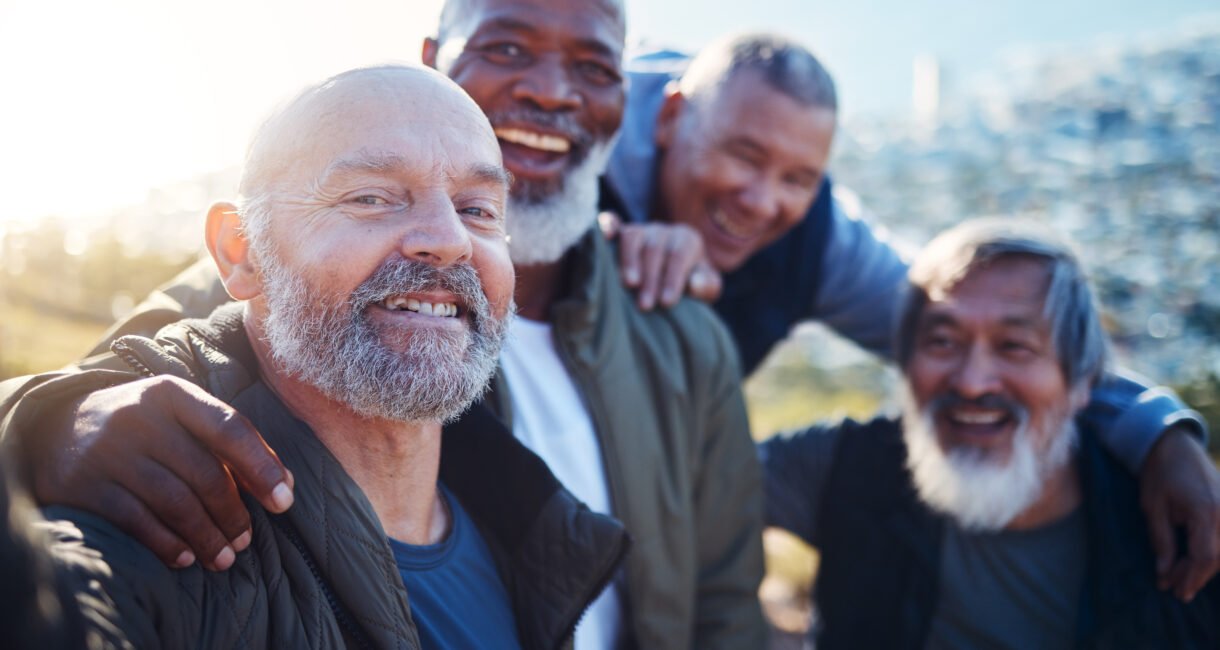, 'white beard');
901,386,1077,531
505,137,617,266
